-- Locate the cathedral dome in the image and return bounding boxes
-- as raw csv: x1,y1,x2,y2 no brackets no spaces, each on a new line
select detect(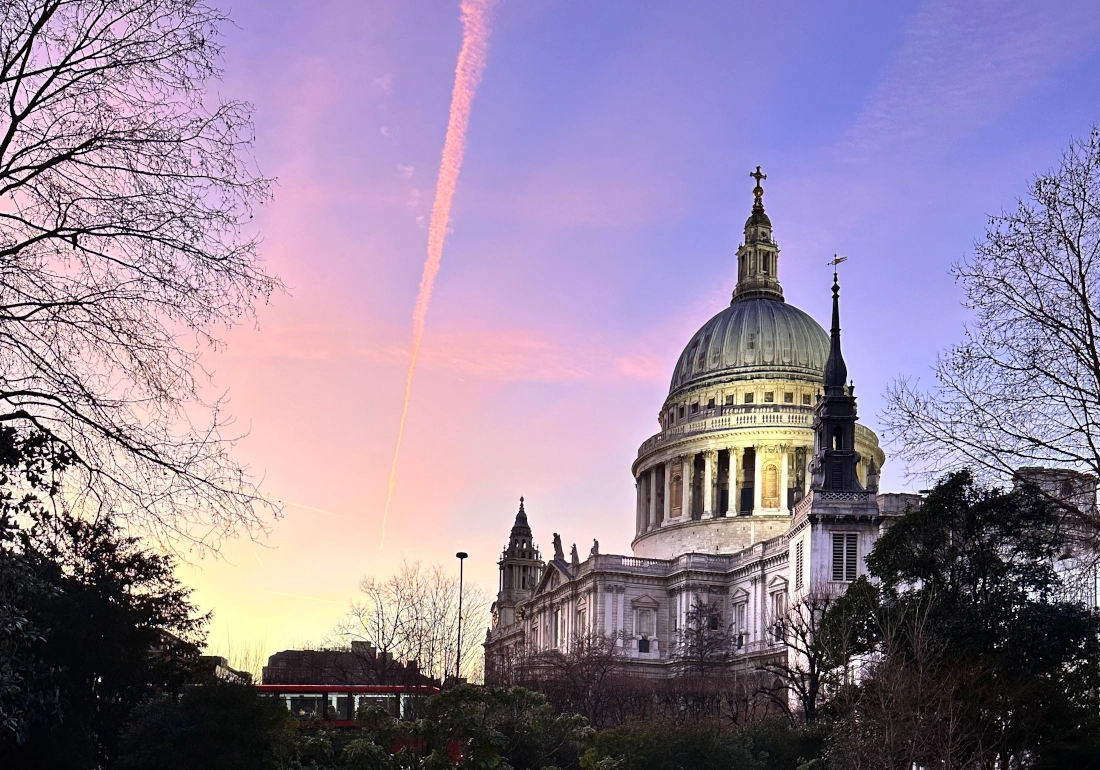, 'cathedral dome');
668,297,829,397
